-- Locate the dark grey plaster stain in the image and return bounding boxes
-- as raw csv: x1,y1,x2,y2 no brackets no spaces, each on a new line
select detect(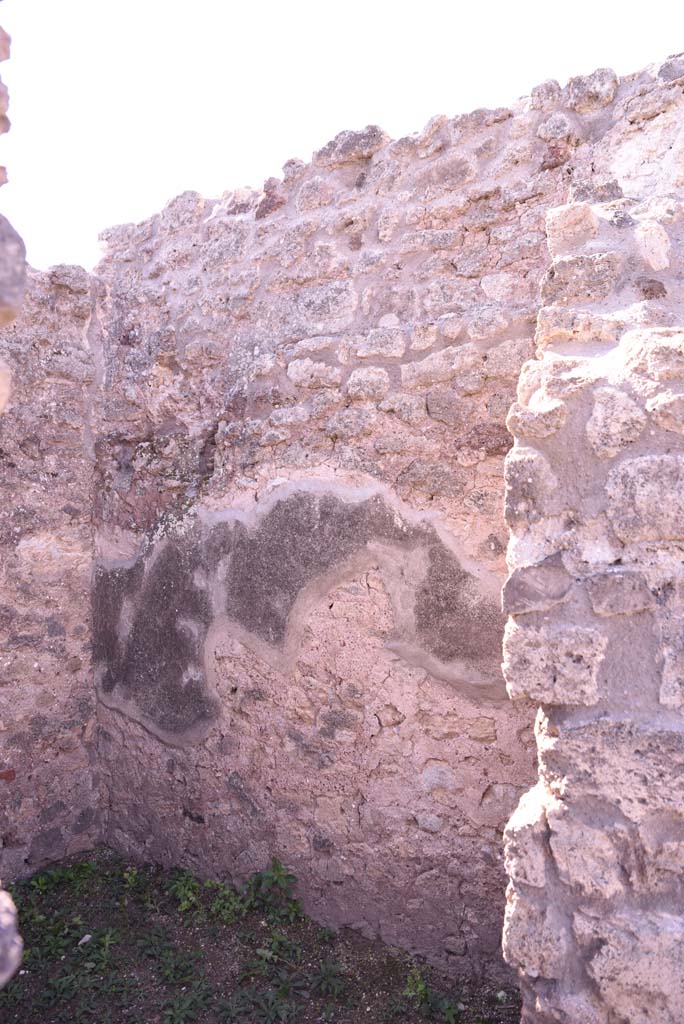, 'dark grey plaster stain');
93,488,504,743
